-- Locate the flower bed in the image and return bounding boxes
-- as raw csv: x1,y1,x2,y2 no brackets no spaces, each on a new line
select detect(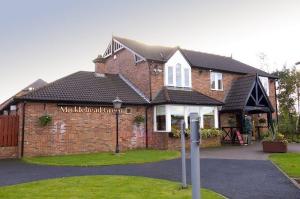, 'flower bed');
167,128,222,150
